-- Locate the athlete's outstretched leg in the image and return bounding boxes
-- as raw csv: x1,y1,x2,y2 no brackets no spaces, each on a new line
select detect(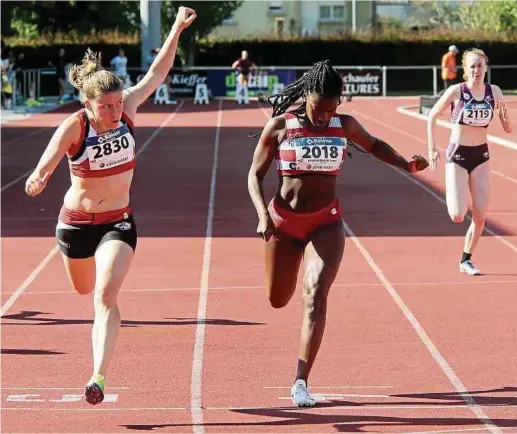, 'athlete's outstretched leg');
461,161,490,275
291,220,345,407
445,162,469,223
86,240,134,405
265,230,305,308
61,256,96,295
